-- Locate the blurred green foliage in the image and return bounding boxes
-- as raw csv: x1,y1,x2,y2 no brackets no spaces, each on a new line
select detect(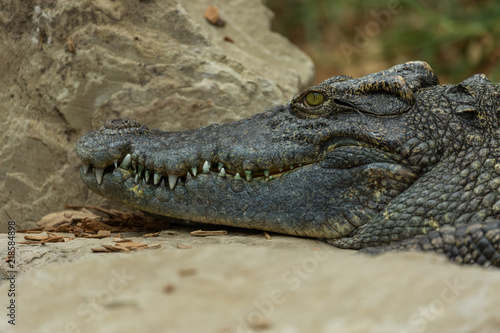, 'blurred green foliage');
265,0,500,83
